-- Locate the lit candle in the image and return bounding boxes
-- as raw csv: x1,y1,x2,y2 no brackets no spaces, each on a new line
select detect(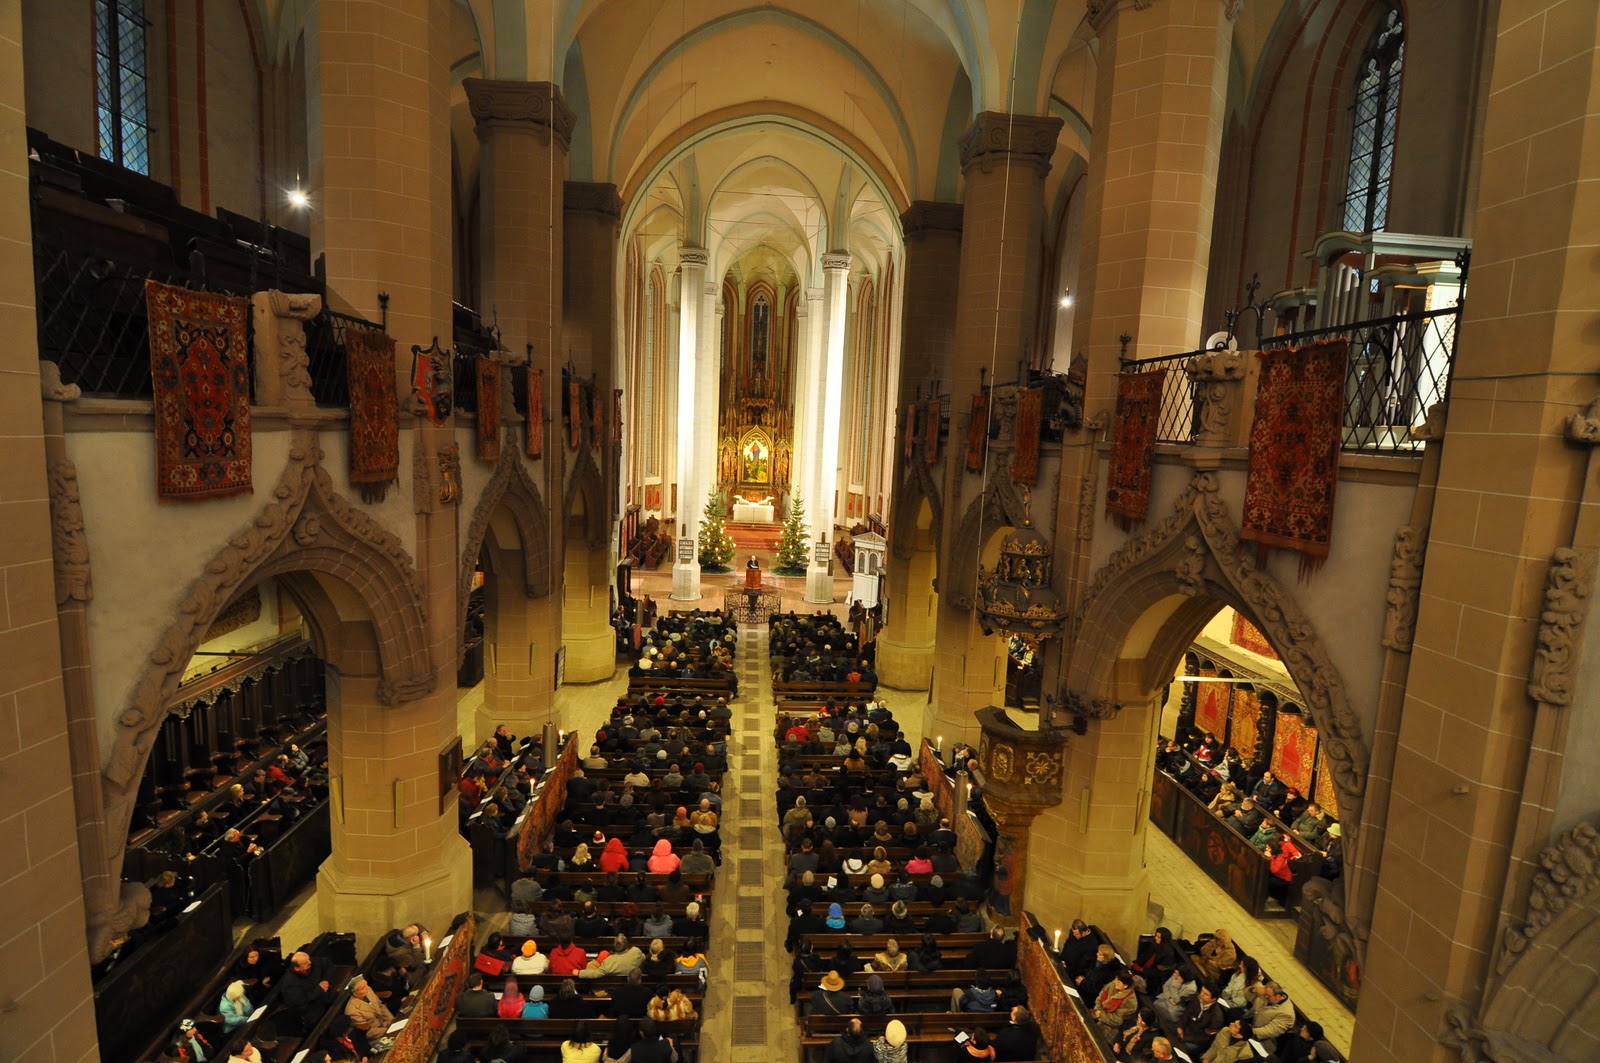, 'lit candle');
1054,929,1062,951
423,933,433,963
937,735,943,750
